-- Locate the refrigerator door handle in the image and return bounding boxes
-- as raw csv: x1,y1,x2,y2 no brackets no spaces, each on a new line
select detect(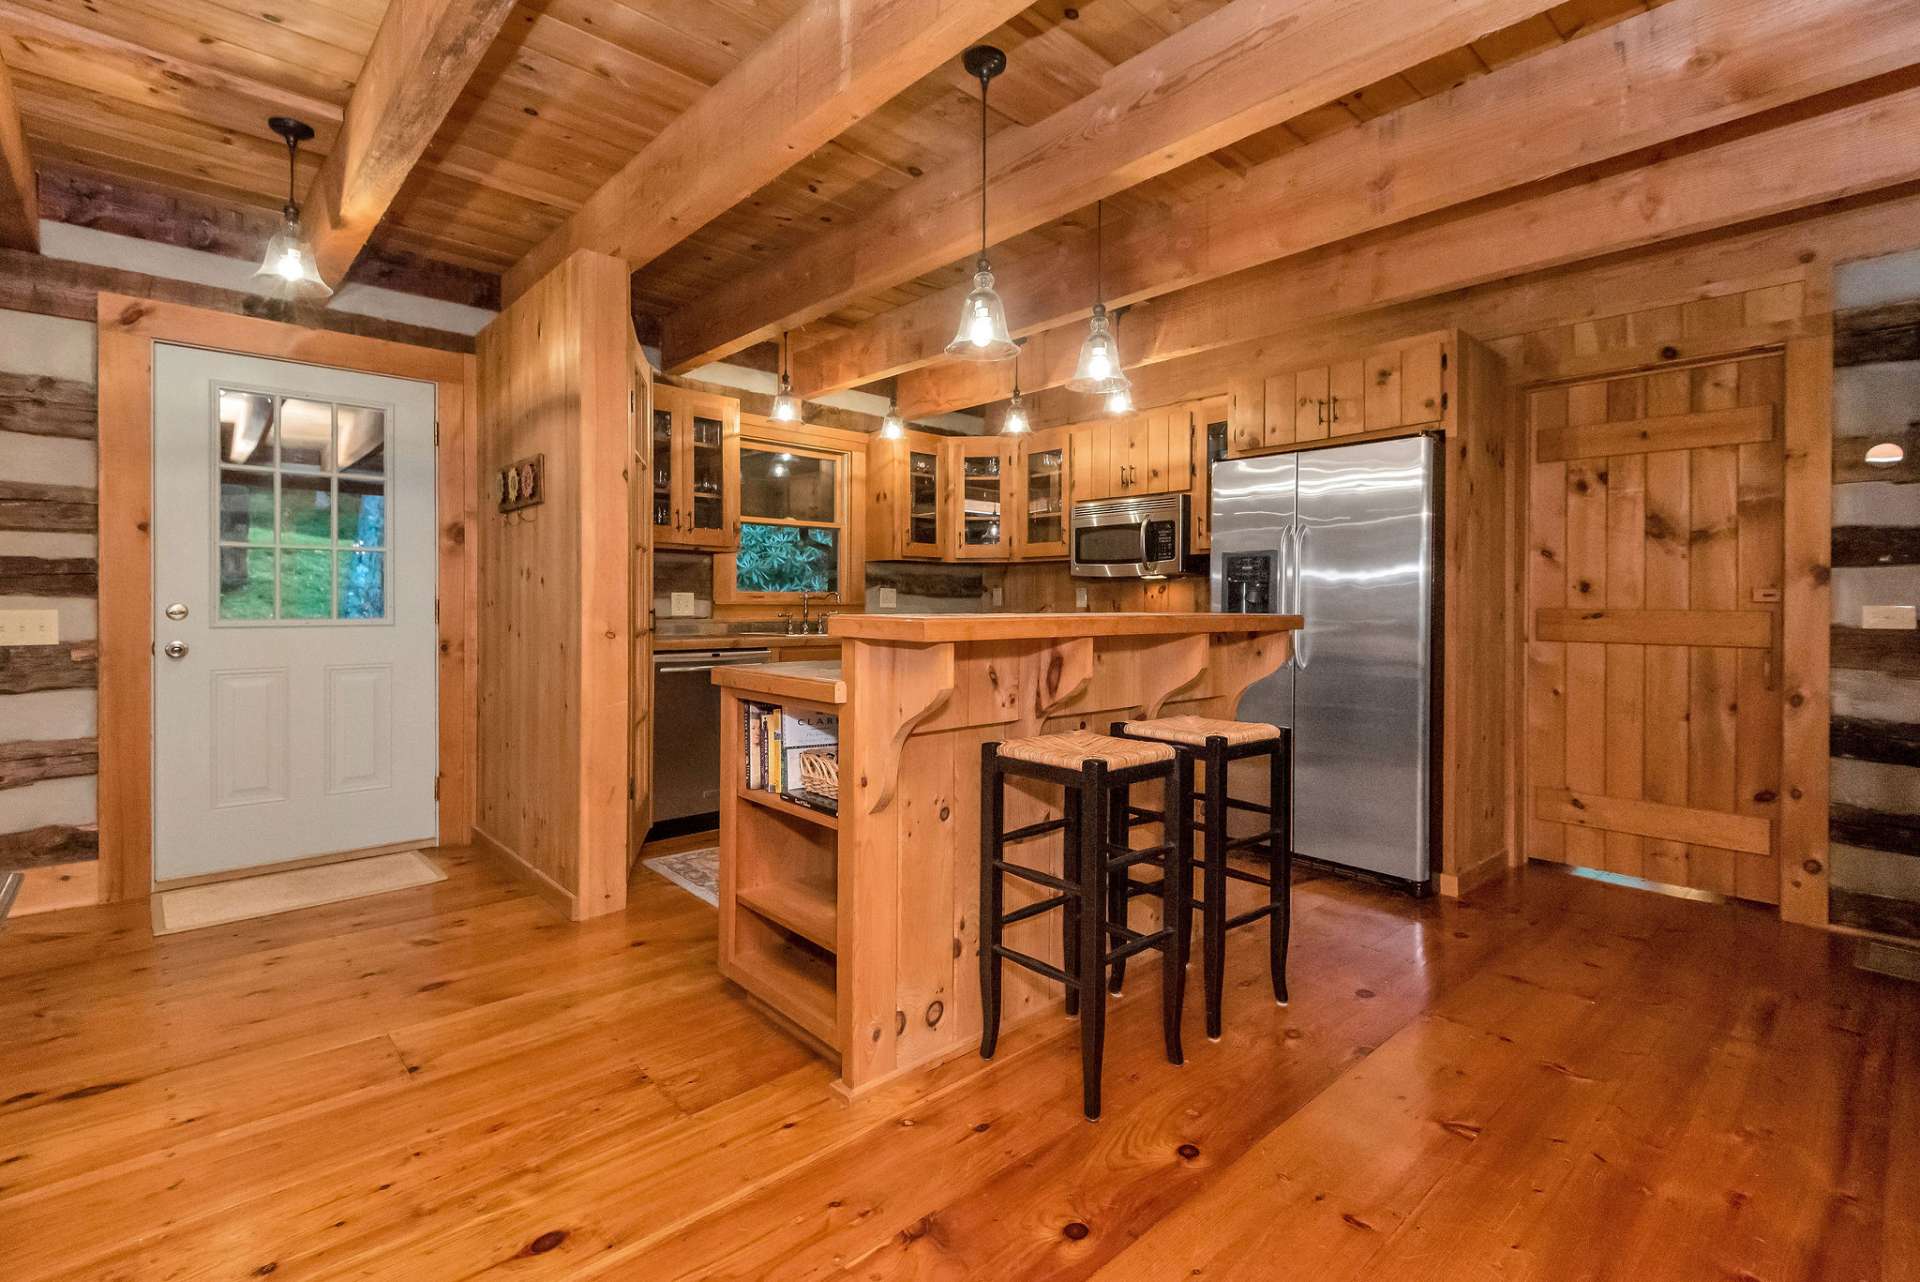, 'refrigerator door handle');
1292,523,1310,670
1277,528,1297,669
